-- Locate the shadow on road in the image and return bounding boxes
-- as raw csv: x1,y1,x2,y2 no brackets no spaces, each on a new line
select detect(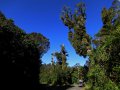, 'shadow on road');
39,84,74,90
